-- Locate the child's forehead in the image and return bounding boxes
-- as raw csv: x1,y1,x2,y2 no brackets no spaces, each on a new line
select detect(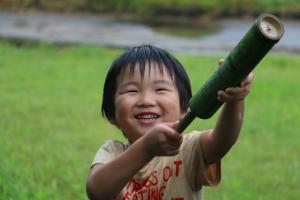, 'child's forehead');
118,62,174,81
